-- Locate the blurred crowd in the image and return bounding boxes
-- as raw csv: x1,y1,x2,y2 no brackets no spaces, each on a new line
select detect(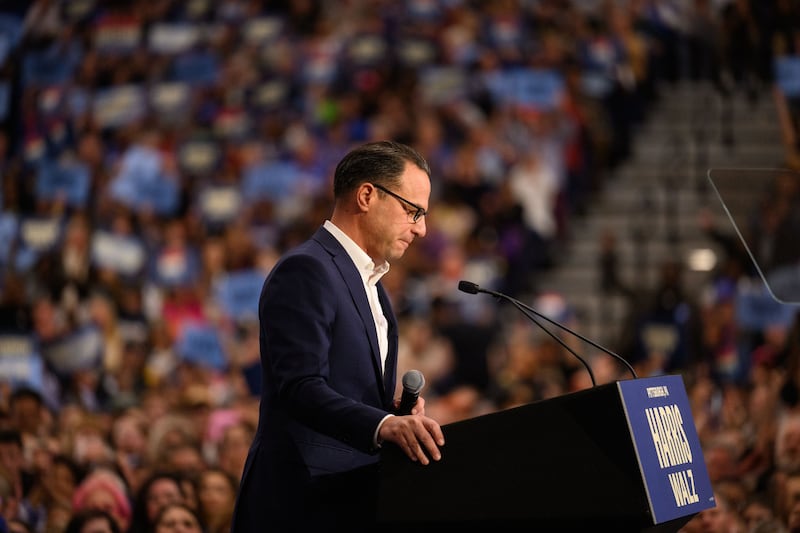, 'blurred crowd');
0,0,798,532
